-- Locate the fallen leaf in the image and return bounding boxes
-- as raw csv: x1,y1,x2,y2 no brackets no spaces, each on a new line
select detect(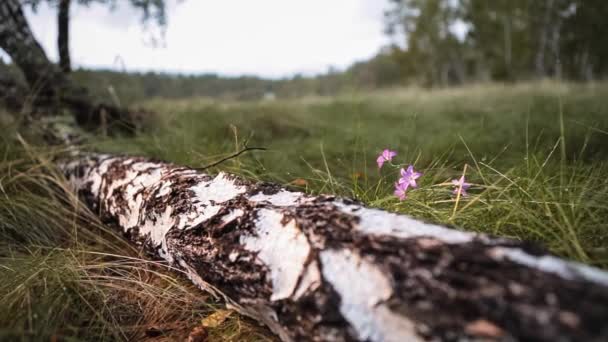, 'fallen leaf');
290,178,308,186
201,309,233,328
